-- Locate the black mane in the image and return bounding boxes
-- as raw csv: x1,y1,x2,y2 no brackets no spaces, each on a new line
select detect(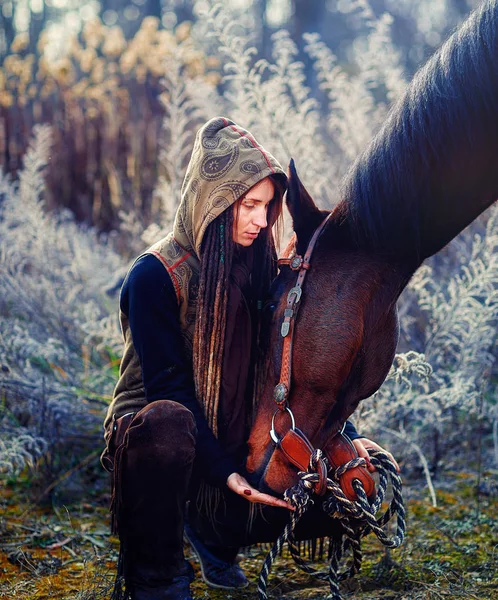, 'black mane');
340,0,498,265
